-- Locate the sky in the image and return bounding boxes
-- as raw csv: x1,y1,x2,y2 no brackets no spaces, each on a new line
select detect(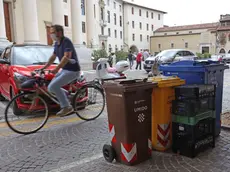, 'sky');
127,0,230,26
